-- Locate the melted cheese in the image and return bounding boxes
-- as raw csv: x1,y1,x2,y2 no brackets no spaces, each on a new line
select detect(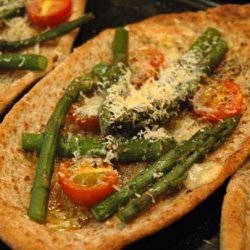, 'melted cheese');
184,161,223,190
167,112,208,143
74,94,104,117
